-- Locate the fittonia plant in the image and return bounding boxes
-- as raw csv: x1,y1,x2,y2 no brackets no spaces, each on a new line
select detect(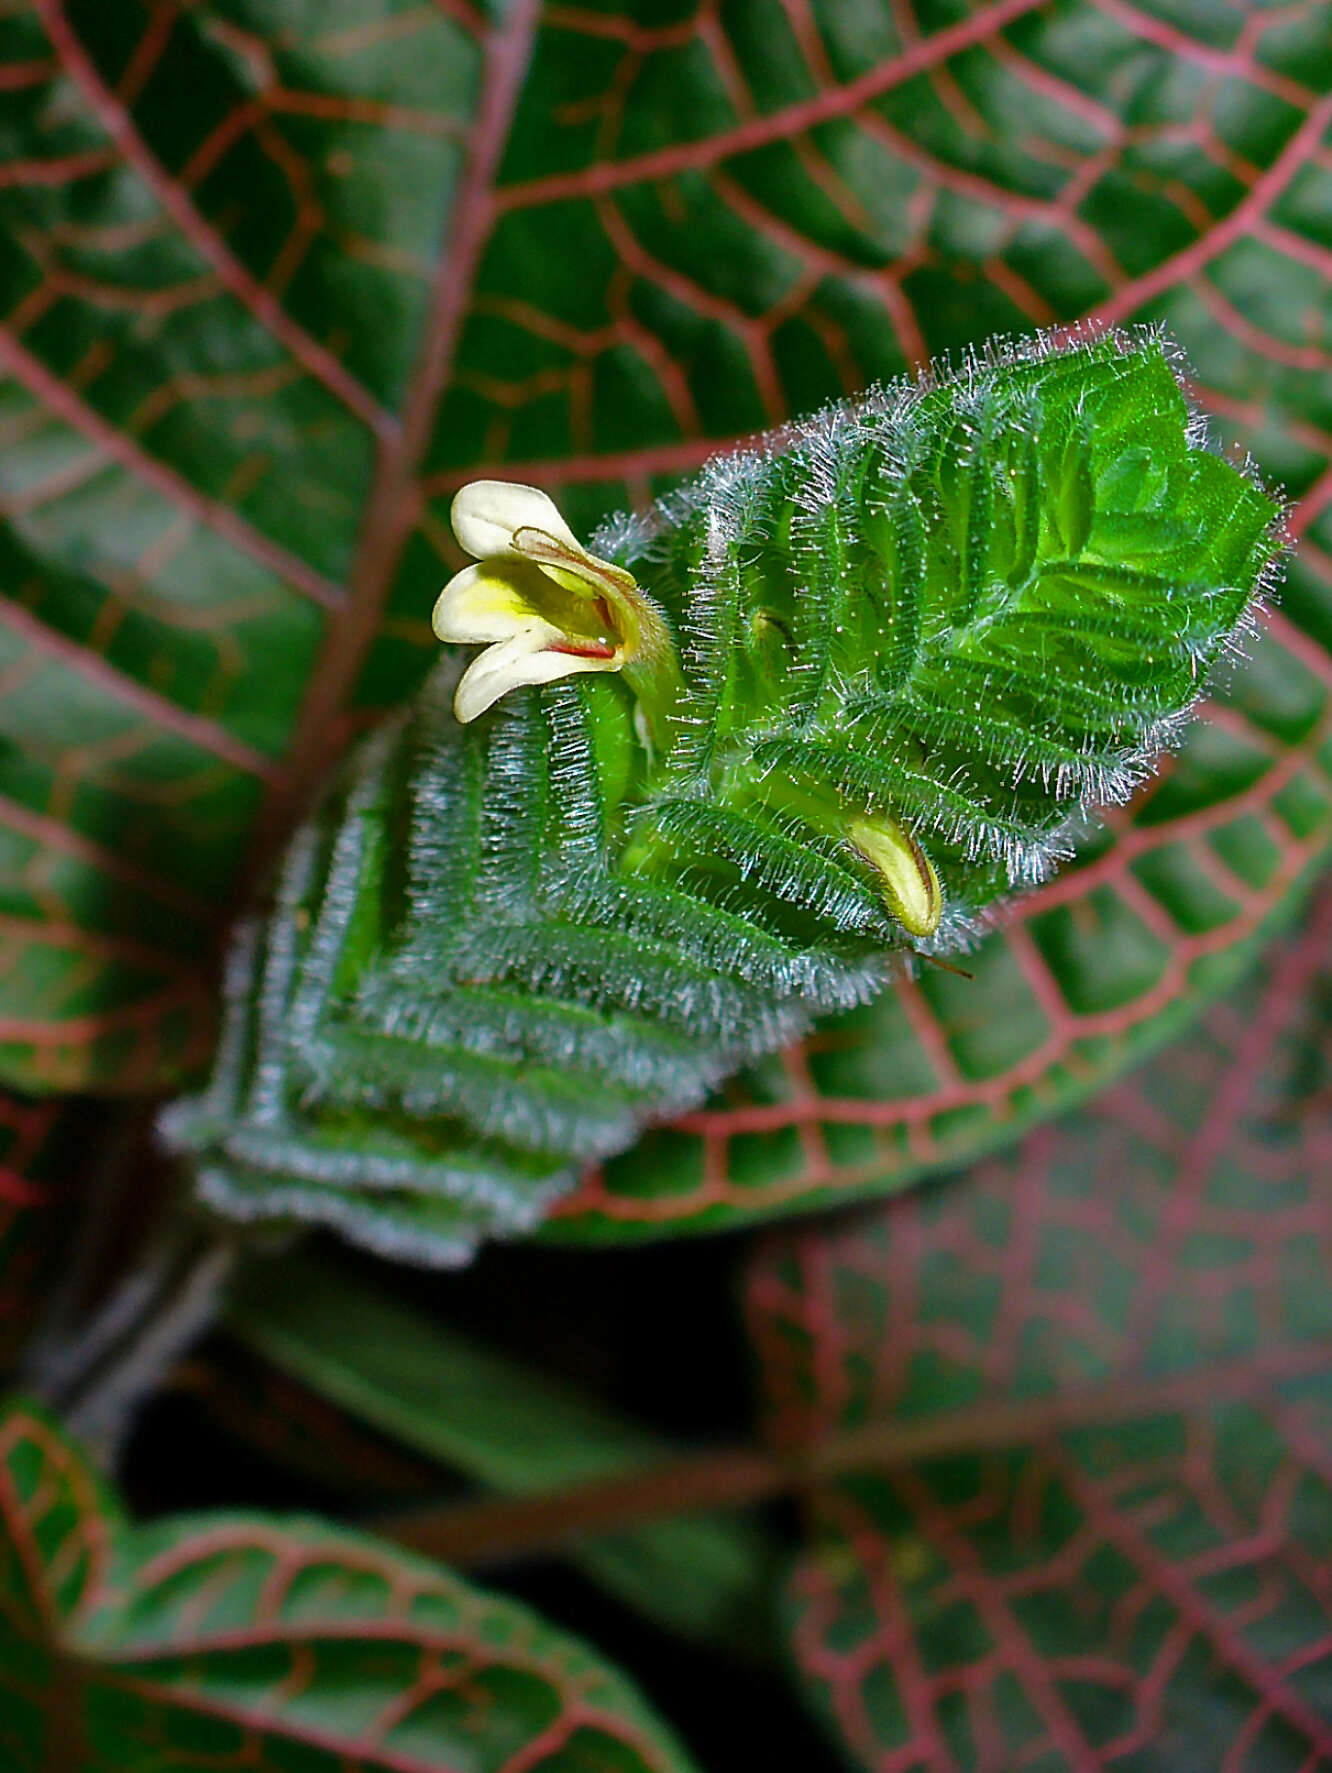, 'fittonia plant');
161,328,1282,1267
